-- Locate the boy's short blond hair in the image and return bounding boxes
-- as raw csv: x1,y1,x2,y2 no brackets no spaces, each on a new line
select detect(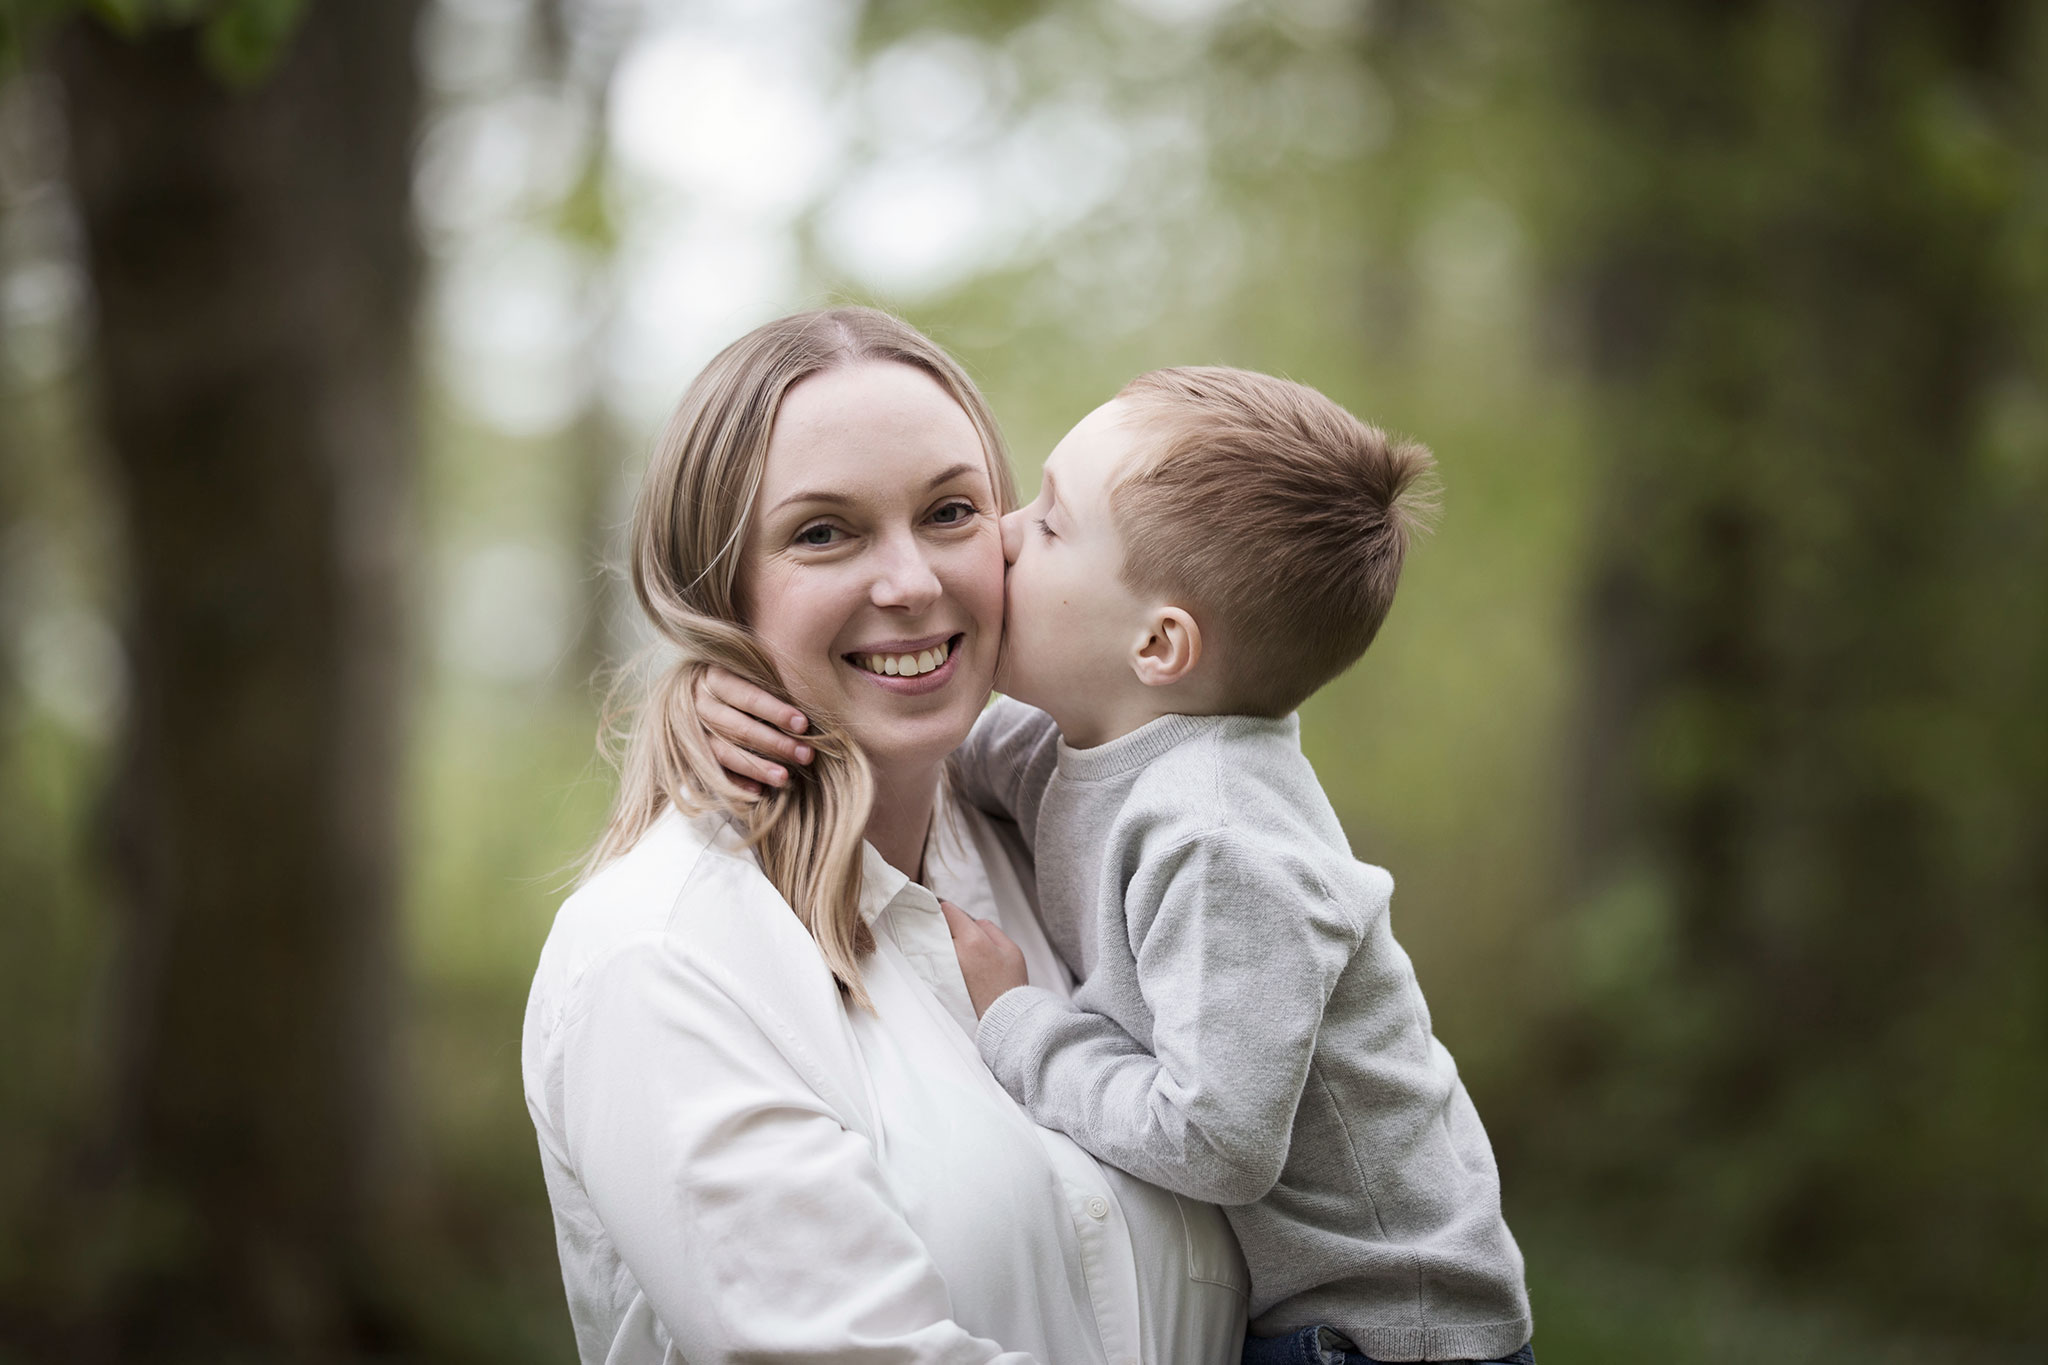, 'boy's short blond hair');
1111,367,1435,717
